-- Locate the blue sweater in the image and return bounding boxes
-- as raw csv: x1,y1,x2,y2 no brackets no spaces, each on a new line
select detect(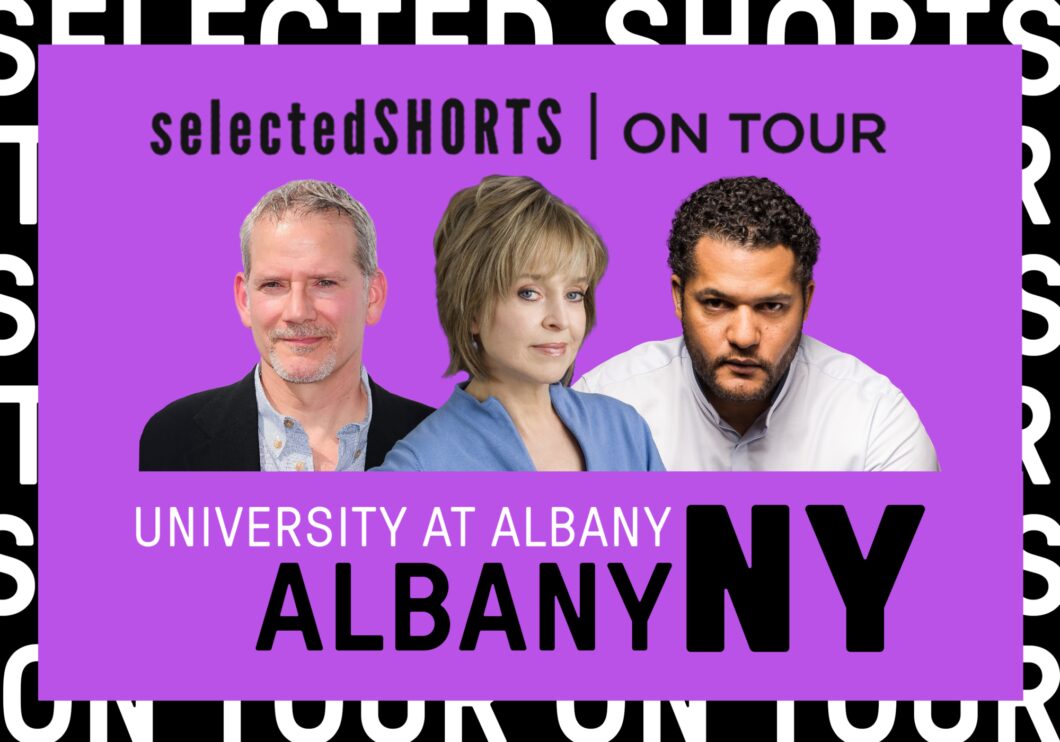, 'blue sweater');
375,383,665,471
